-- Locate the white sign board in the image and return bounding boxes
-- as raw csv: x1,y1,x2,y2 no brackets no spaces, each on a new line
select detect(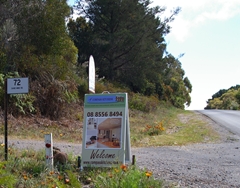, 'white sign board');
81,93,131,167
89,55,95,93
7,77,29,94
